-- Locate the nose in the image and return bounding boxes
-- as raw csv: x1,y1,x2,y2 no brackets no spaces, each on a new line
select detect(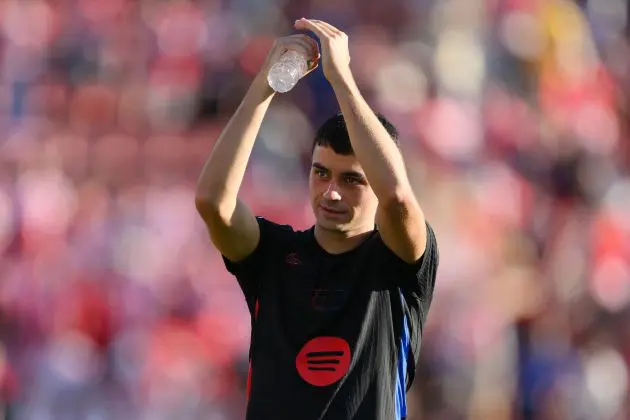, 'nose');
323,182,342,201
